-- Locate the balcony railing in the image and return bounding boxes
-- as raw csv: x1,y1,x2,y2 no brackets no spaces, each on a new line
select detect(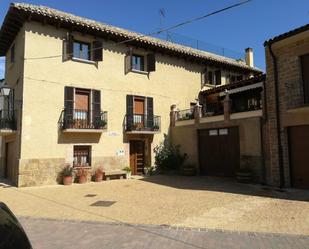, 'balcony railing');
0,110,16,130
125,114,161,132
231,98,262,113
202,102,224,117
177,109,194,121
59,109,107,130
